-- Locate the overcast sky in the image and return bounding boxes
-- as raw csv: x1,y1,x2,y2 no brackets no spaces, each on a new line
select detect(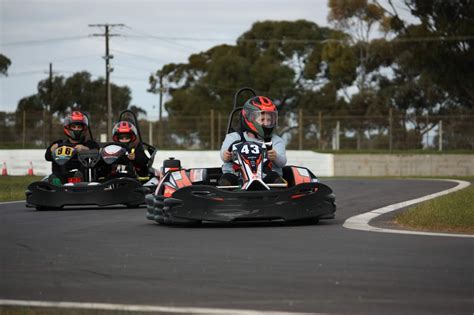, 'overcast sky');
0,0,333,119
